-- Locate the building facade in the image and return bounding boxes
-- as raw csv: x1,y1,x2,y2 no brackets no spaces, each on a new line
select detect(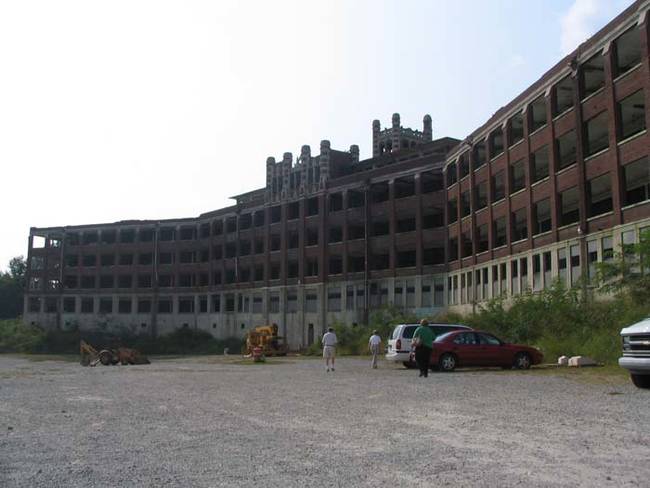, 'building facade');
23,1,650,348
